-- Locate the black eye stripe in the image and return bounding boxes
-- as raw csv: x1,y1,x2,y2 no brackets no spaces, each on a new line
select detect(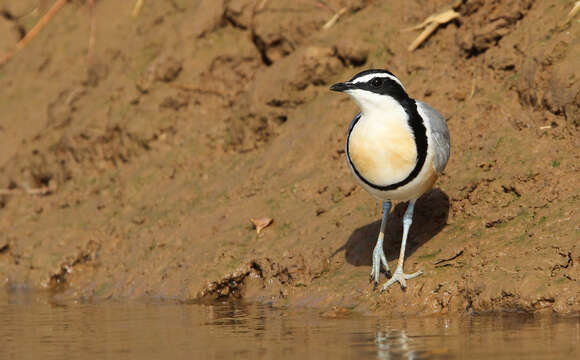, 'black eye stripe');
371,78,382,87
353,77,409,102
